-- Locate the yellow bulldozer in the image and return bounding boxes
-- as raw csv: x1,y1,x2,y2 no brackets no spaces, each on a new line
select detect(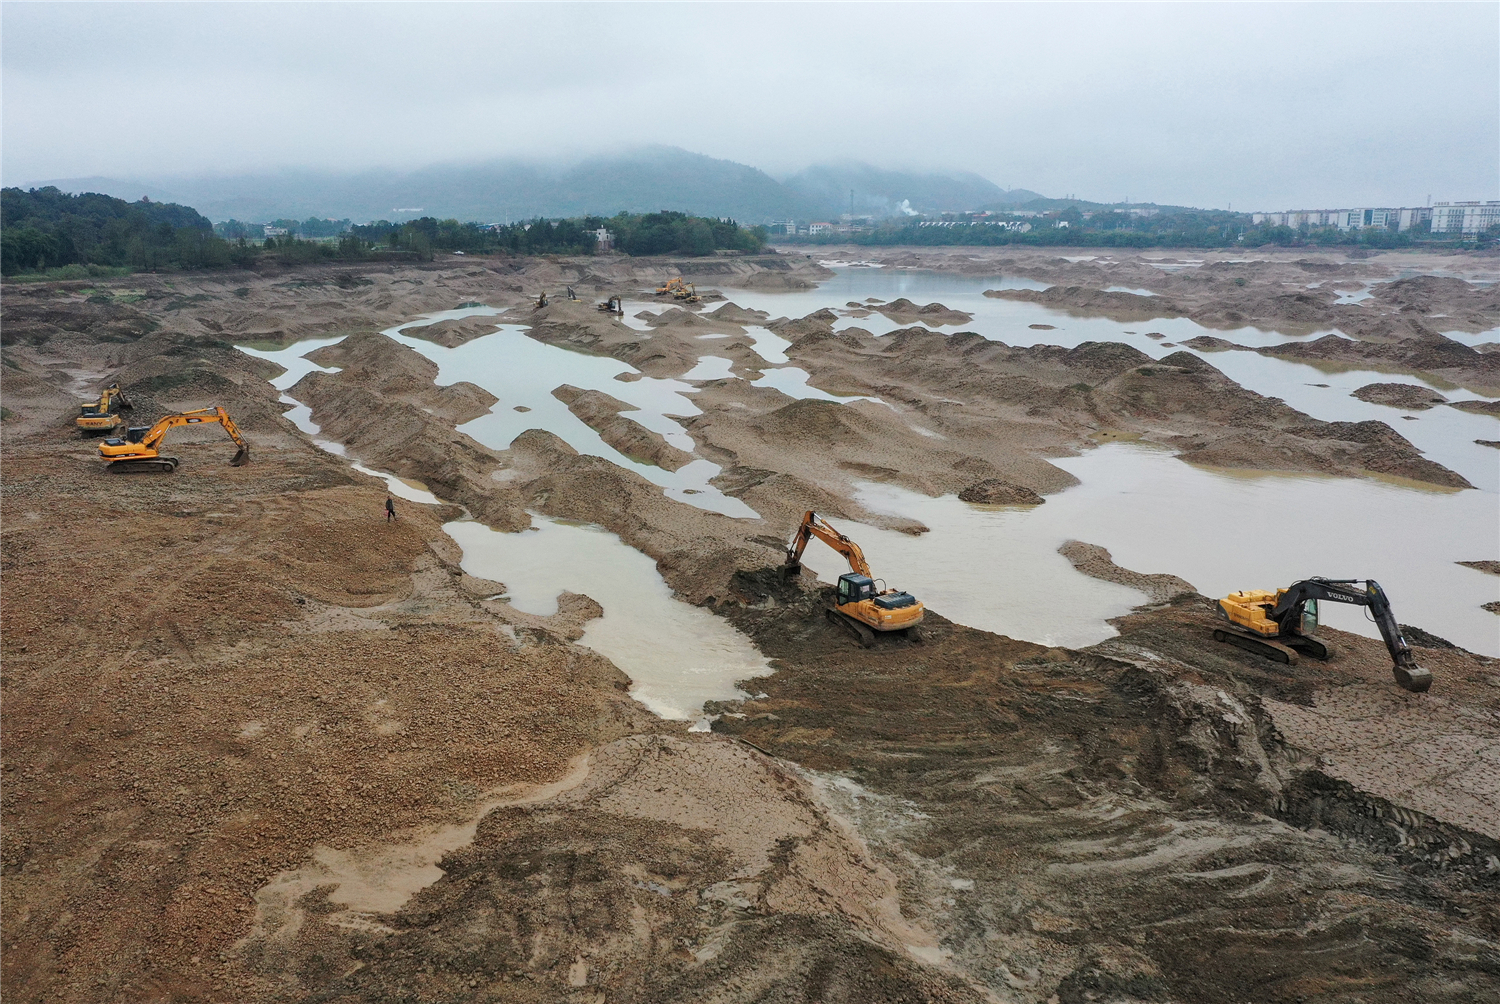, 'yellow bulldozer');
784,511,924,646
98,406,250,474
75,382,133,434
